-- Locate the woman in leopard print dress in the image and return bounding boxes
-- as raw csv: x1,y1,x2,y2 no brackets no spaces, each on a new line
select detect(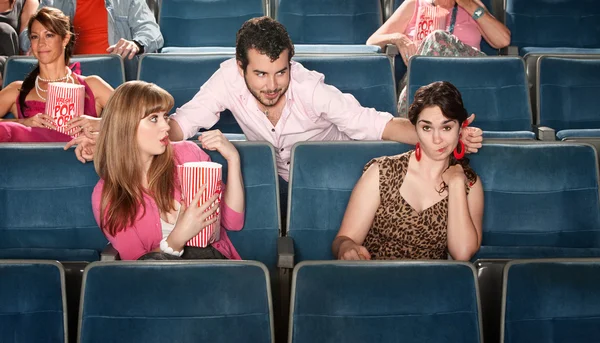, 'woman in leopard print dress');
332,81,483,261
